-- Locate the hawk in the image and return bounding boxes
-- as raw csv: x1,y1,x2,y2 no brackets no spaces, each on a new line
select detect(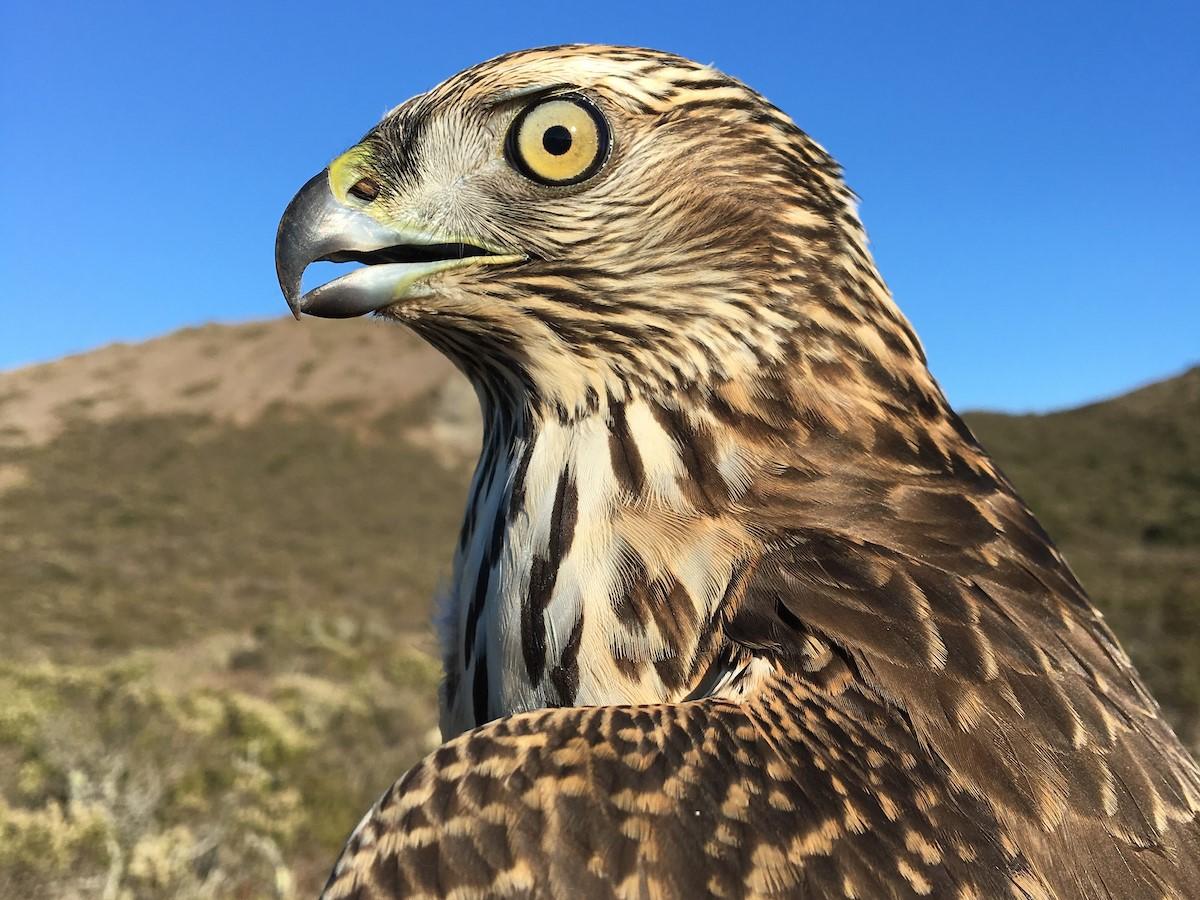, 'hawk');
275,45,1200,898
